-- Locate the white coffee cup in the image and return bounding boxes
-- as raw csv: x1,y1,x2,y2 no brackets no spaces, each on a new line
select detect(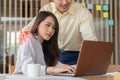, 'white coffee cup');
27,64,41,77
